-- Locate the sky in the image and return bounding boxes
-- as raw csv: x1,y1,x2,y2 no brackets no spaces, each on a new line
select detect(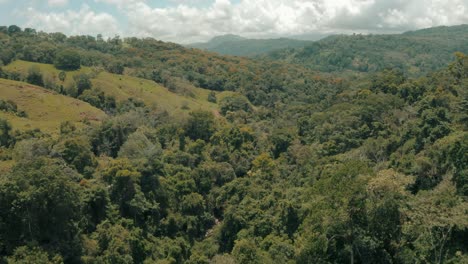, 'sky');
1,0,468,43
